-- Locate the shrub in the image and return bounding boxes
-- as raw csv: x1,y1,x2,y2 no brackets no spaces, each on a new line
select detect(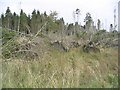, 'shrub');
2,28,16,45
2,29,19,59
